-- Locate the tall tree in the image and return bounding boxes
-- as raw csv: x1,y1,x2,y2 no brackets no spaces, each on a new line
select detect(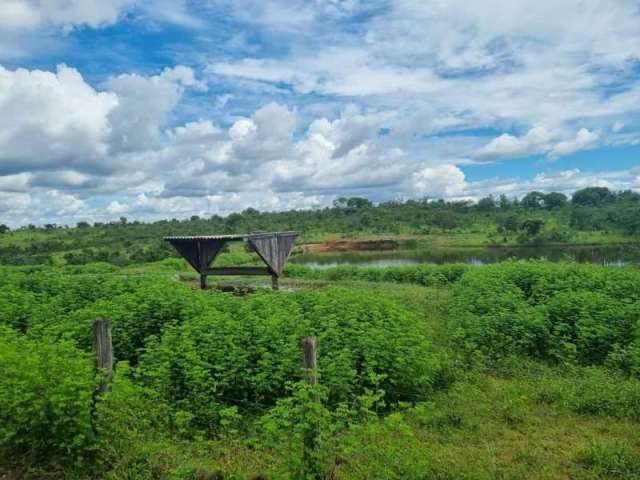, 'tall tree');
572,187,616,206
